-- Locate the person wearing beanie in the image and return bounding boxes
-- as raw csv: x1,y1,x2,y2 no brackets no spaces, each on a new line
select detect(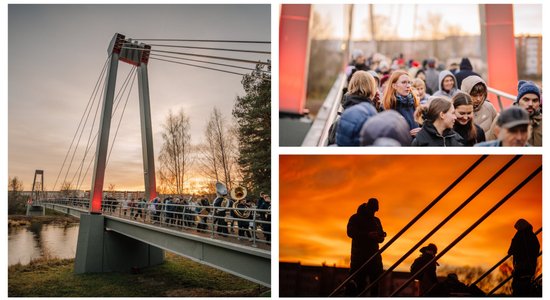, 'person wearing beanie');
515,80,542,146
454,57,481,89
